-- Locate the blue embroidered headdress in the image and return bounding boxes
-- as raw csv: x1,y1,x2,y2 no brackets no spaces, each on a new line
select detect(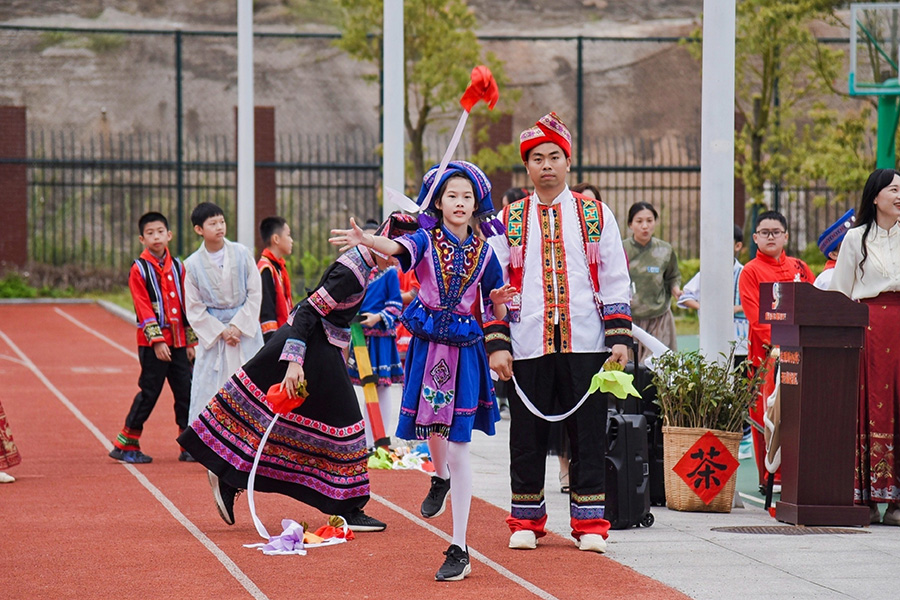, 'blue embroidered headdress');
414,160,503,237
